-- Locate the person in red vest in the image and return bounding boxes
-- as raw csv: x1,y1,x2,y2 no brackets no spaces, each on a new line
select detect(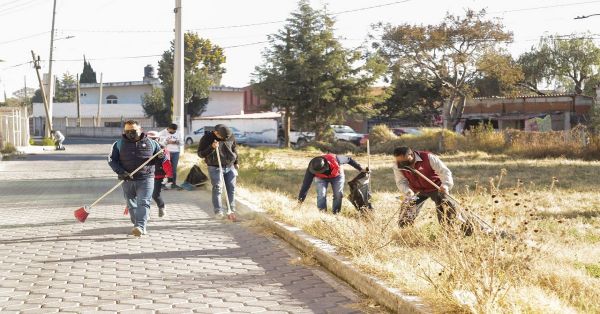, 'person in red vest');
393,146,457,227
297,154,367,214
